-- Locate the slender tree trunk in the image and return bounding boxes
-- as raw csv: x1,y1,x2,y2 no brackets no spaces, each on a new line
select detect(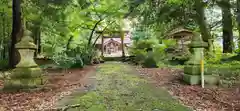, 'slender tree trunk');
3,45,6,59
1,12,4,60
66,35,74,56
101,35,104,56
92,21,114,47
0,40,3,60
221,0,233,53
195,0,213,52
33,25,37,57
120,31,125,57
32,23,41,57
2,13,6,59
88,20,102,46
237,0,240,48
37,27,41,54
9,0,22,68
